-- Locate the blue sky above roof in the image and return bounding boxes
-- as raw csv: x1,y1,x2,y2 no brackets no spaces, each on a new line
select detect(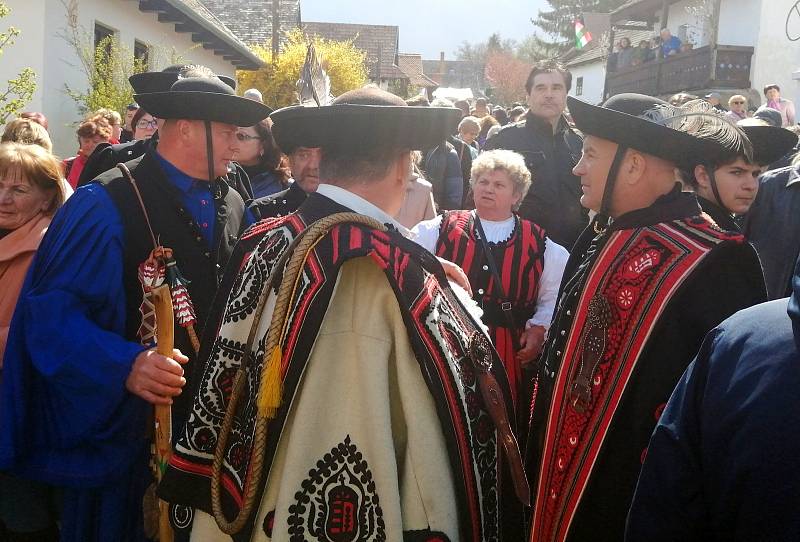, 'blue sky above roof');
302,0,547,59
